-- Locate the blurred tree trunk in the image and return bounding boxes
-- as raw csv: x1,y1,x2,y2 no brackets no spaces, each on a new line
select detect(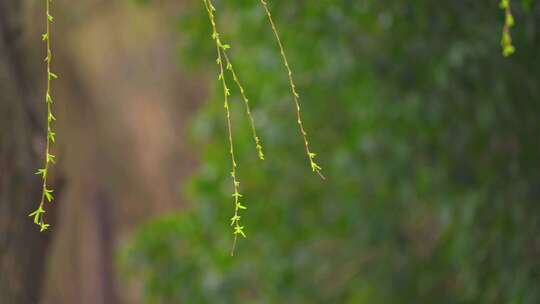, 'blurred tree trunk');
80,188,118,304
0,1,58,303
48,50,118,304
